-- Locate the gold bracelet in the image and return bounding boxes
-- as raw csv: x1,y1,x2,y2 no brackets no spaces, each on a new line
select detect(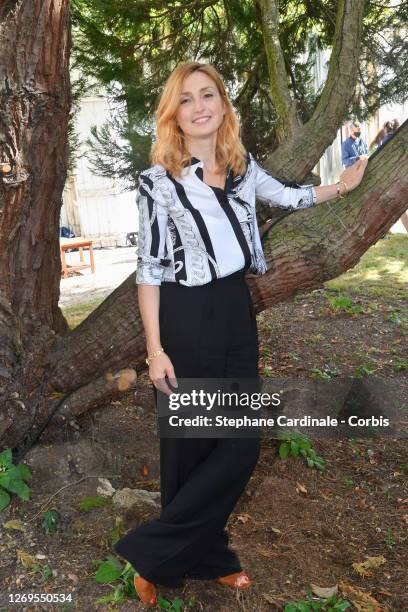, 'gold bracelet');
146,347,165,366
340,180,349,194
339,180,348,196
336,181,348,198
